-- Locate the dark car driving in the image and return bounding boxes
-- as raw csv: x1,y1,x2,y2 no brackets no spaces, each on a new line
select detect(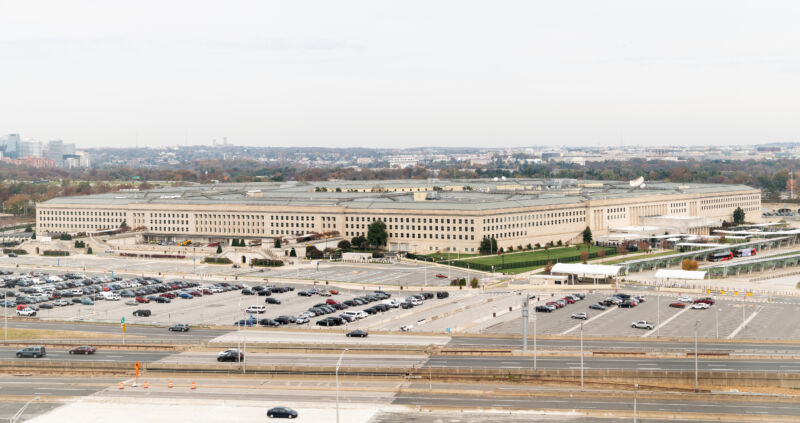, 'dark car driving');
267,407,297,419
